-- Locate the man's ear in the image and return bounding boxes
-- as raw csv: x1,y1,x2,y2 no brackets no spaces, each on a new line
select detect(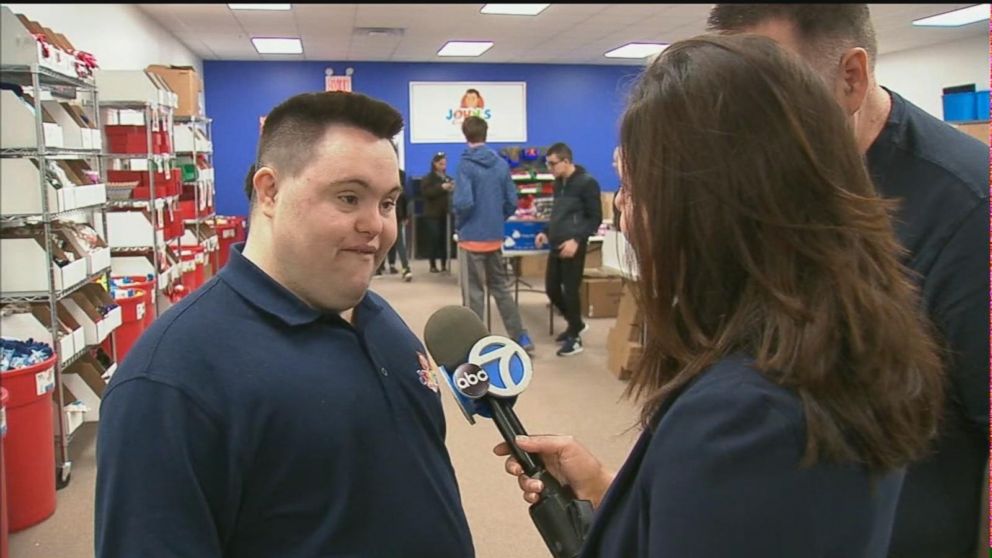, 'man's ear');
252,166,279,218
838,47,870,115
